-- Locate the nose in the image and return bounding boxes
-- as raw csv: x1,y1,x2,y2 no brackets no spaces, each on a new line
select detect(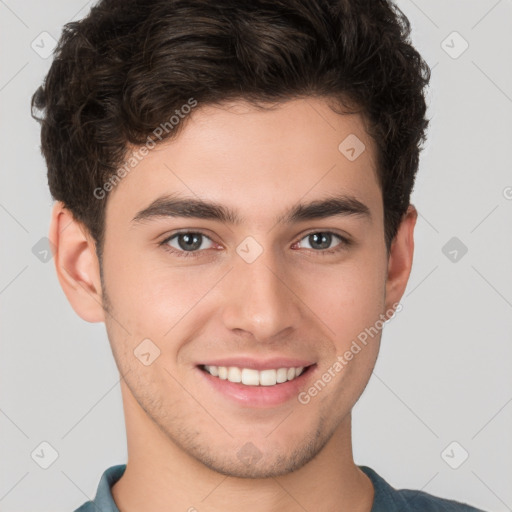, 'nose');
220,247,302,343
